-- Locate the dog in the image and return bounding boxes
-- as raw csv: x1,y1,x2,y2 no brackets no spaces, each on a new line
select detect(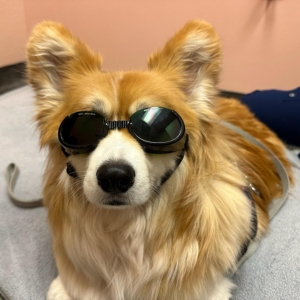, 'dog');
27,20,293,300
